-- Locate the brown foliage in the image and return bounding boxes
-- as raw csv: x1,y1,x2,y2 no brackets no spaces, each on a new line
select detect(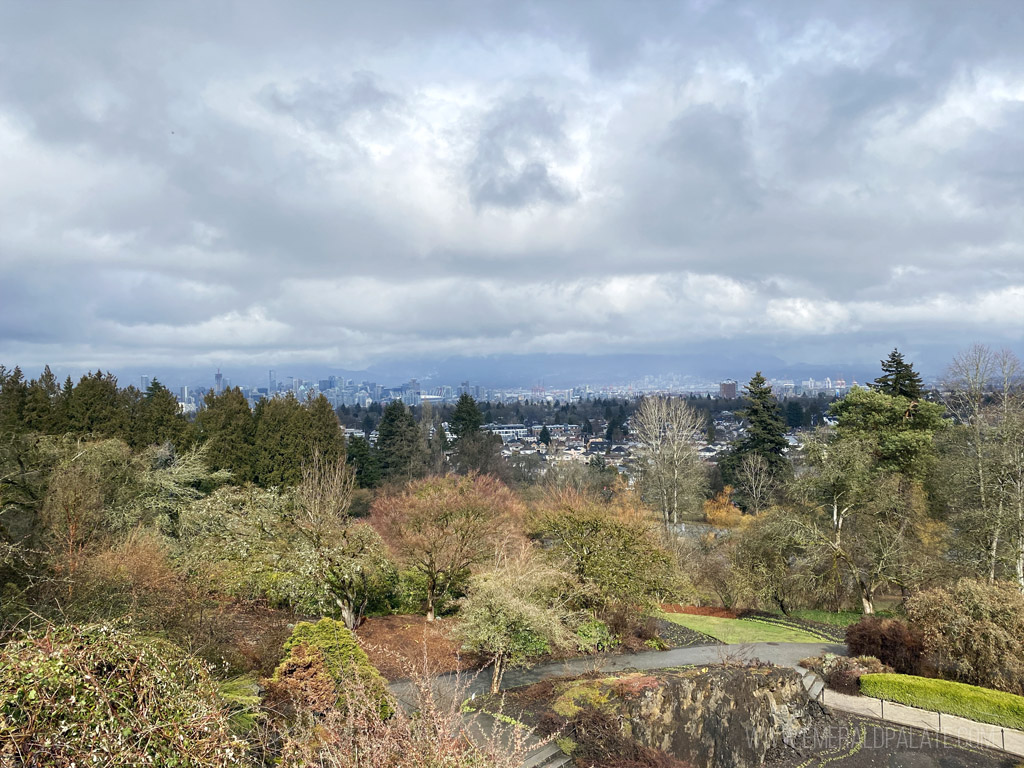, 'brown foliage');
567,709,692,768
845,617,923,675
370,473,525,619
263,645,340,718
